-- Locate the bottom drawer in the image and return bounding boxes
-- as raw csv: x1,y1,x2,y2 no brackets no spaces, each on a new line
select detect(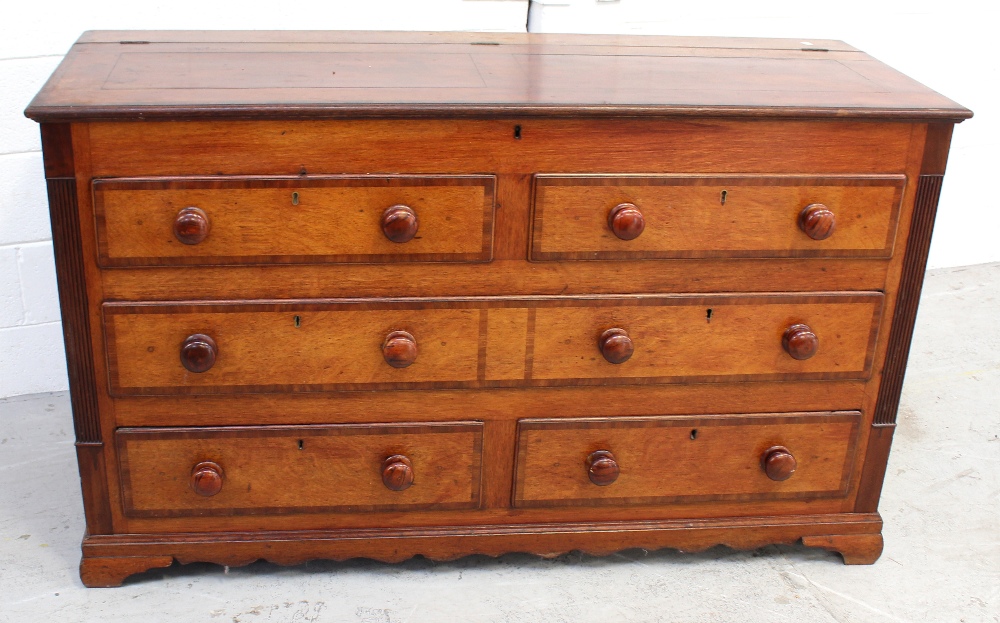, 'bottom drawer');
513,411,861,508
117,422,483,517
